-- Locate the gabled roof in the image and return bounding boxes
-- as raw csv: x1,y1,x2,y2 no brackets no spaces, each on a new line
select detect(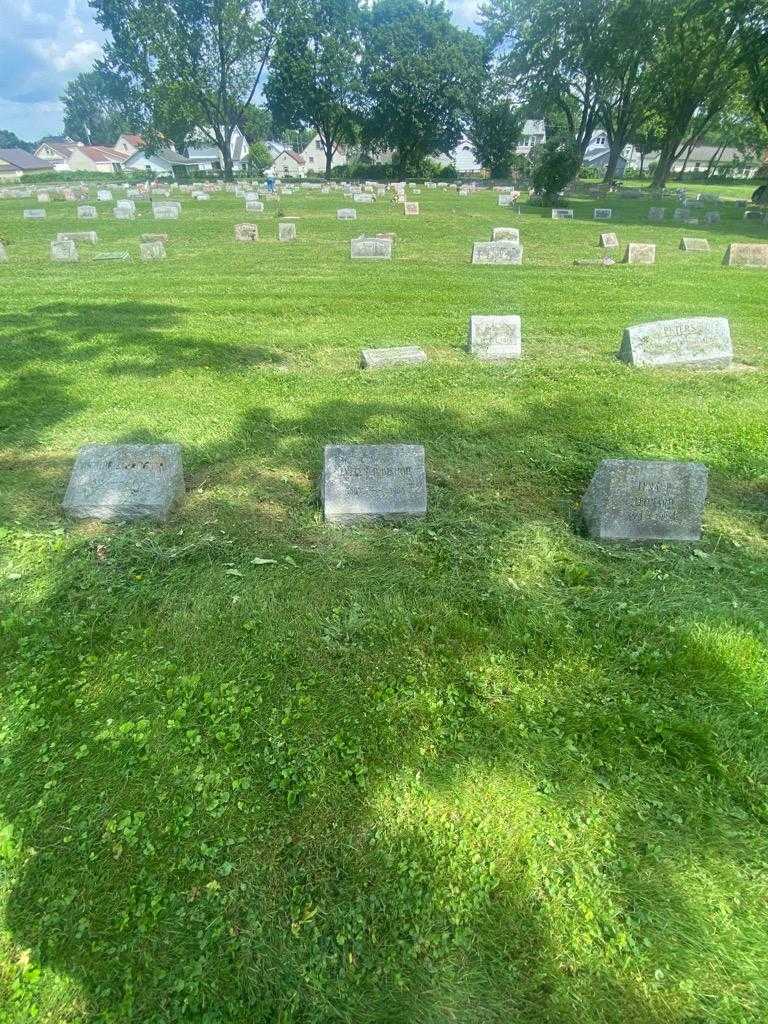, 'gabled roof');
37,140,78,158
273,149,305,165
0,148,55,171
81,145,128,163
522,119,546,137
128,147,199,166
118,133,145,147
